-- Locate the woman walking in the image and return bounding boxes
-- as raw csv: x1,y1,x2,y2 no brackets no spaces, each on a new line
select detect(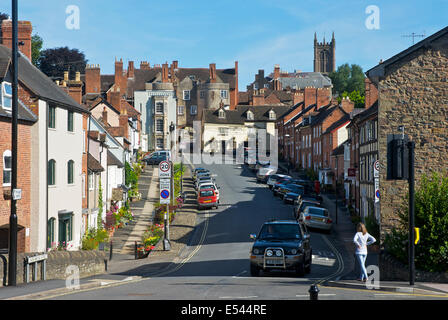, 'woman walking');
353,222,376,282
